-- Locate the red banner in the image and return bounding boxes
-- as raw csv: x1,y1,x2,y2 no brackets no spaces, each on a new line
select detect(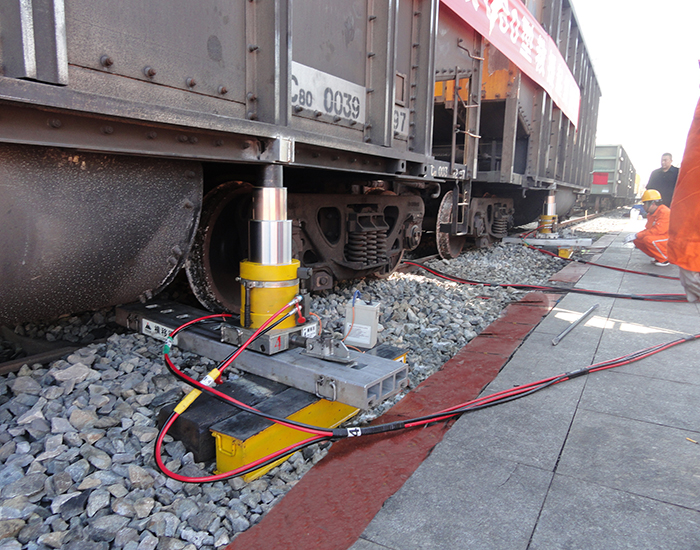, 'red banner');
441,0,581,127
592,172,609,185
